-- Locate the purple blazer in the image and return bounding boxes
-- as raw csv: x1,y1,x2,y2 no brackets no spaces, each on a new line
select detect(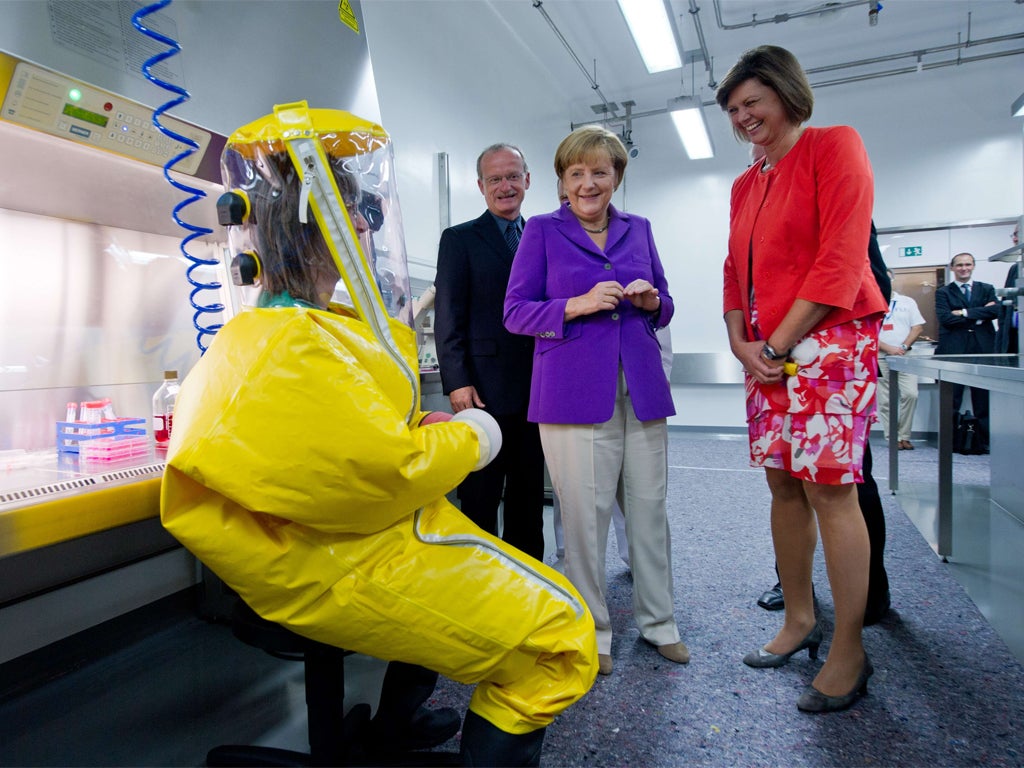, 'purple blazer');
503,203,675,424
